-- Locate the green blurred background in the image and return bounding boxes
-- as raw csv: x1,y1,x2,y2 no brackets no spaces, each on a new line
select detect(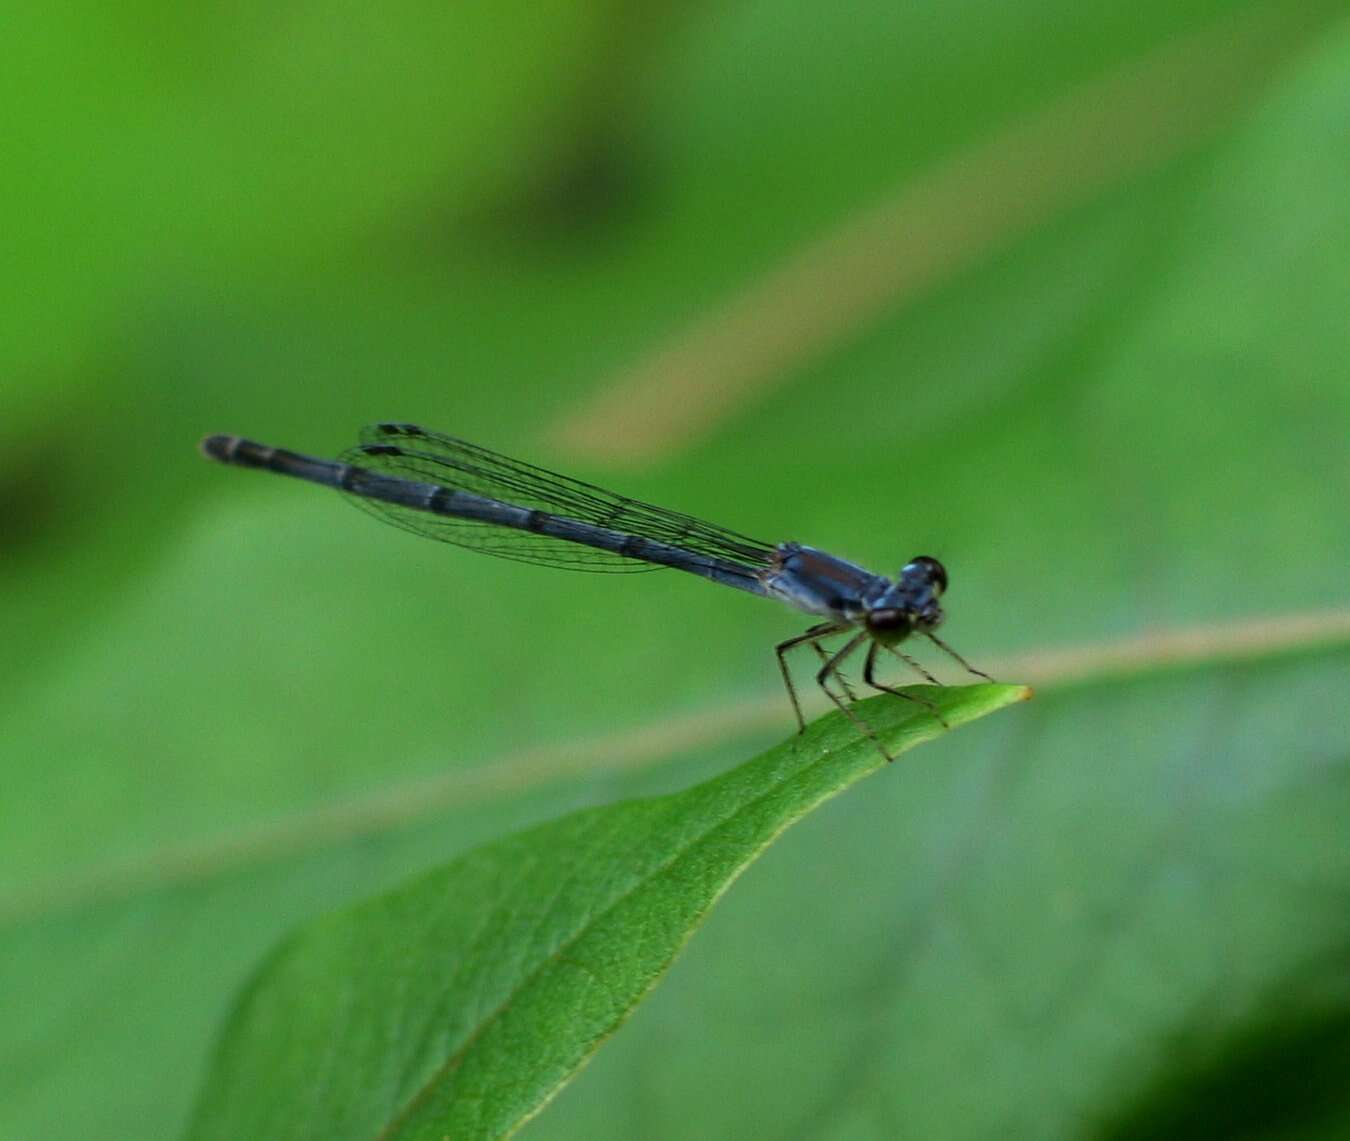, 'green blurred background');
4,2,1349,1138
